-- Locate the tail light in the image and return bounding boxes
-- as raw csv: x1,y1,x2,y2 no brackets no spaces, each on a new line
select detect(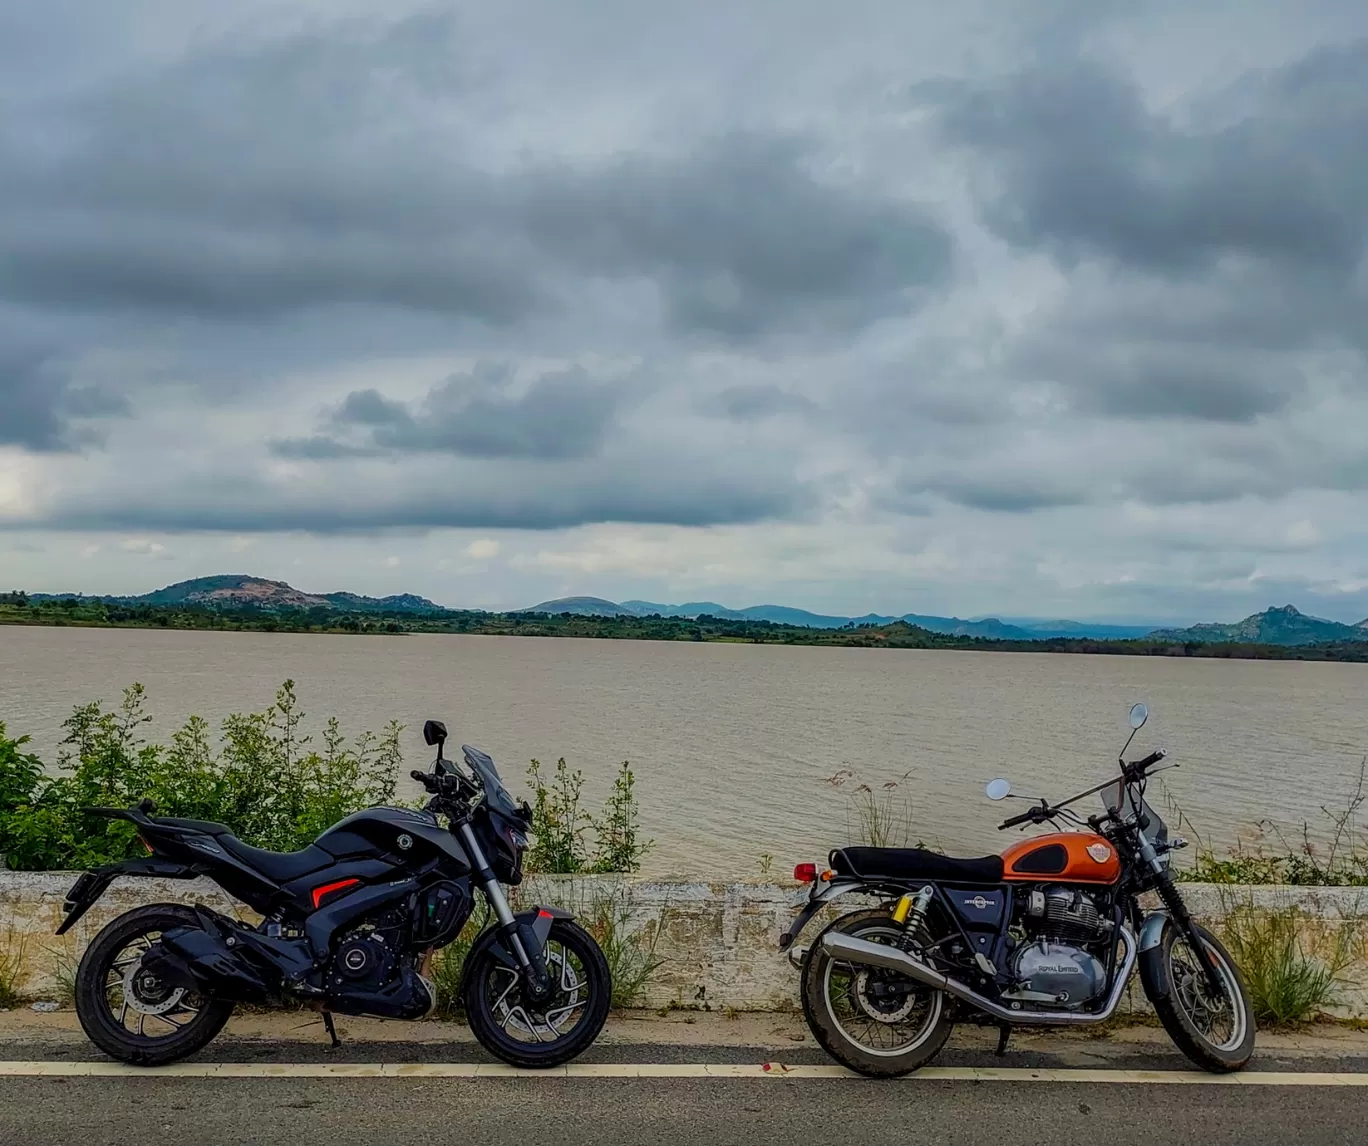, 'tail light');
793,862,817,883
